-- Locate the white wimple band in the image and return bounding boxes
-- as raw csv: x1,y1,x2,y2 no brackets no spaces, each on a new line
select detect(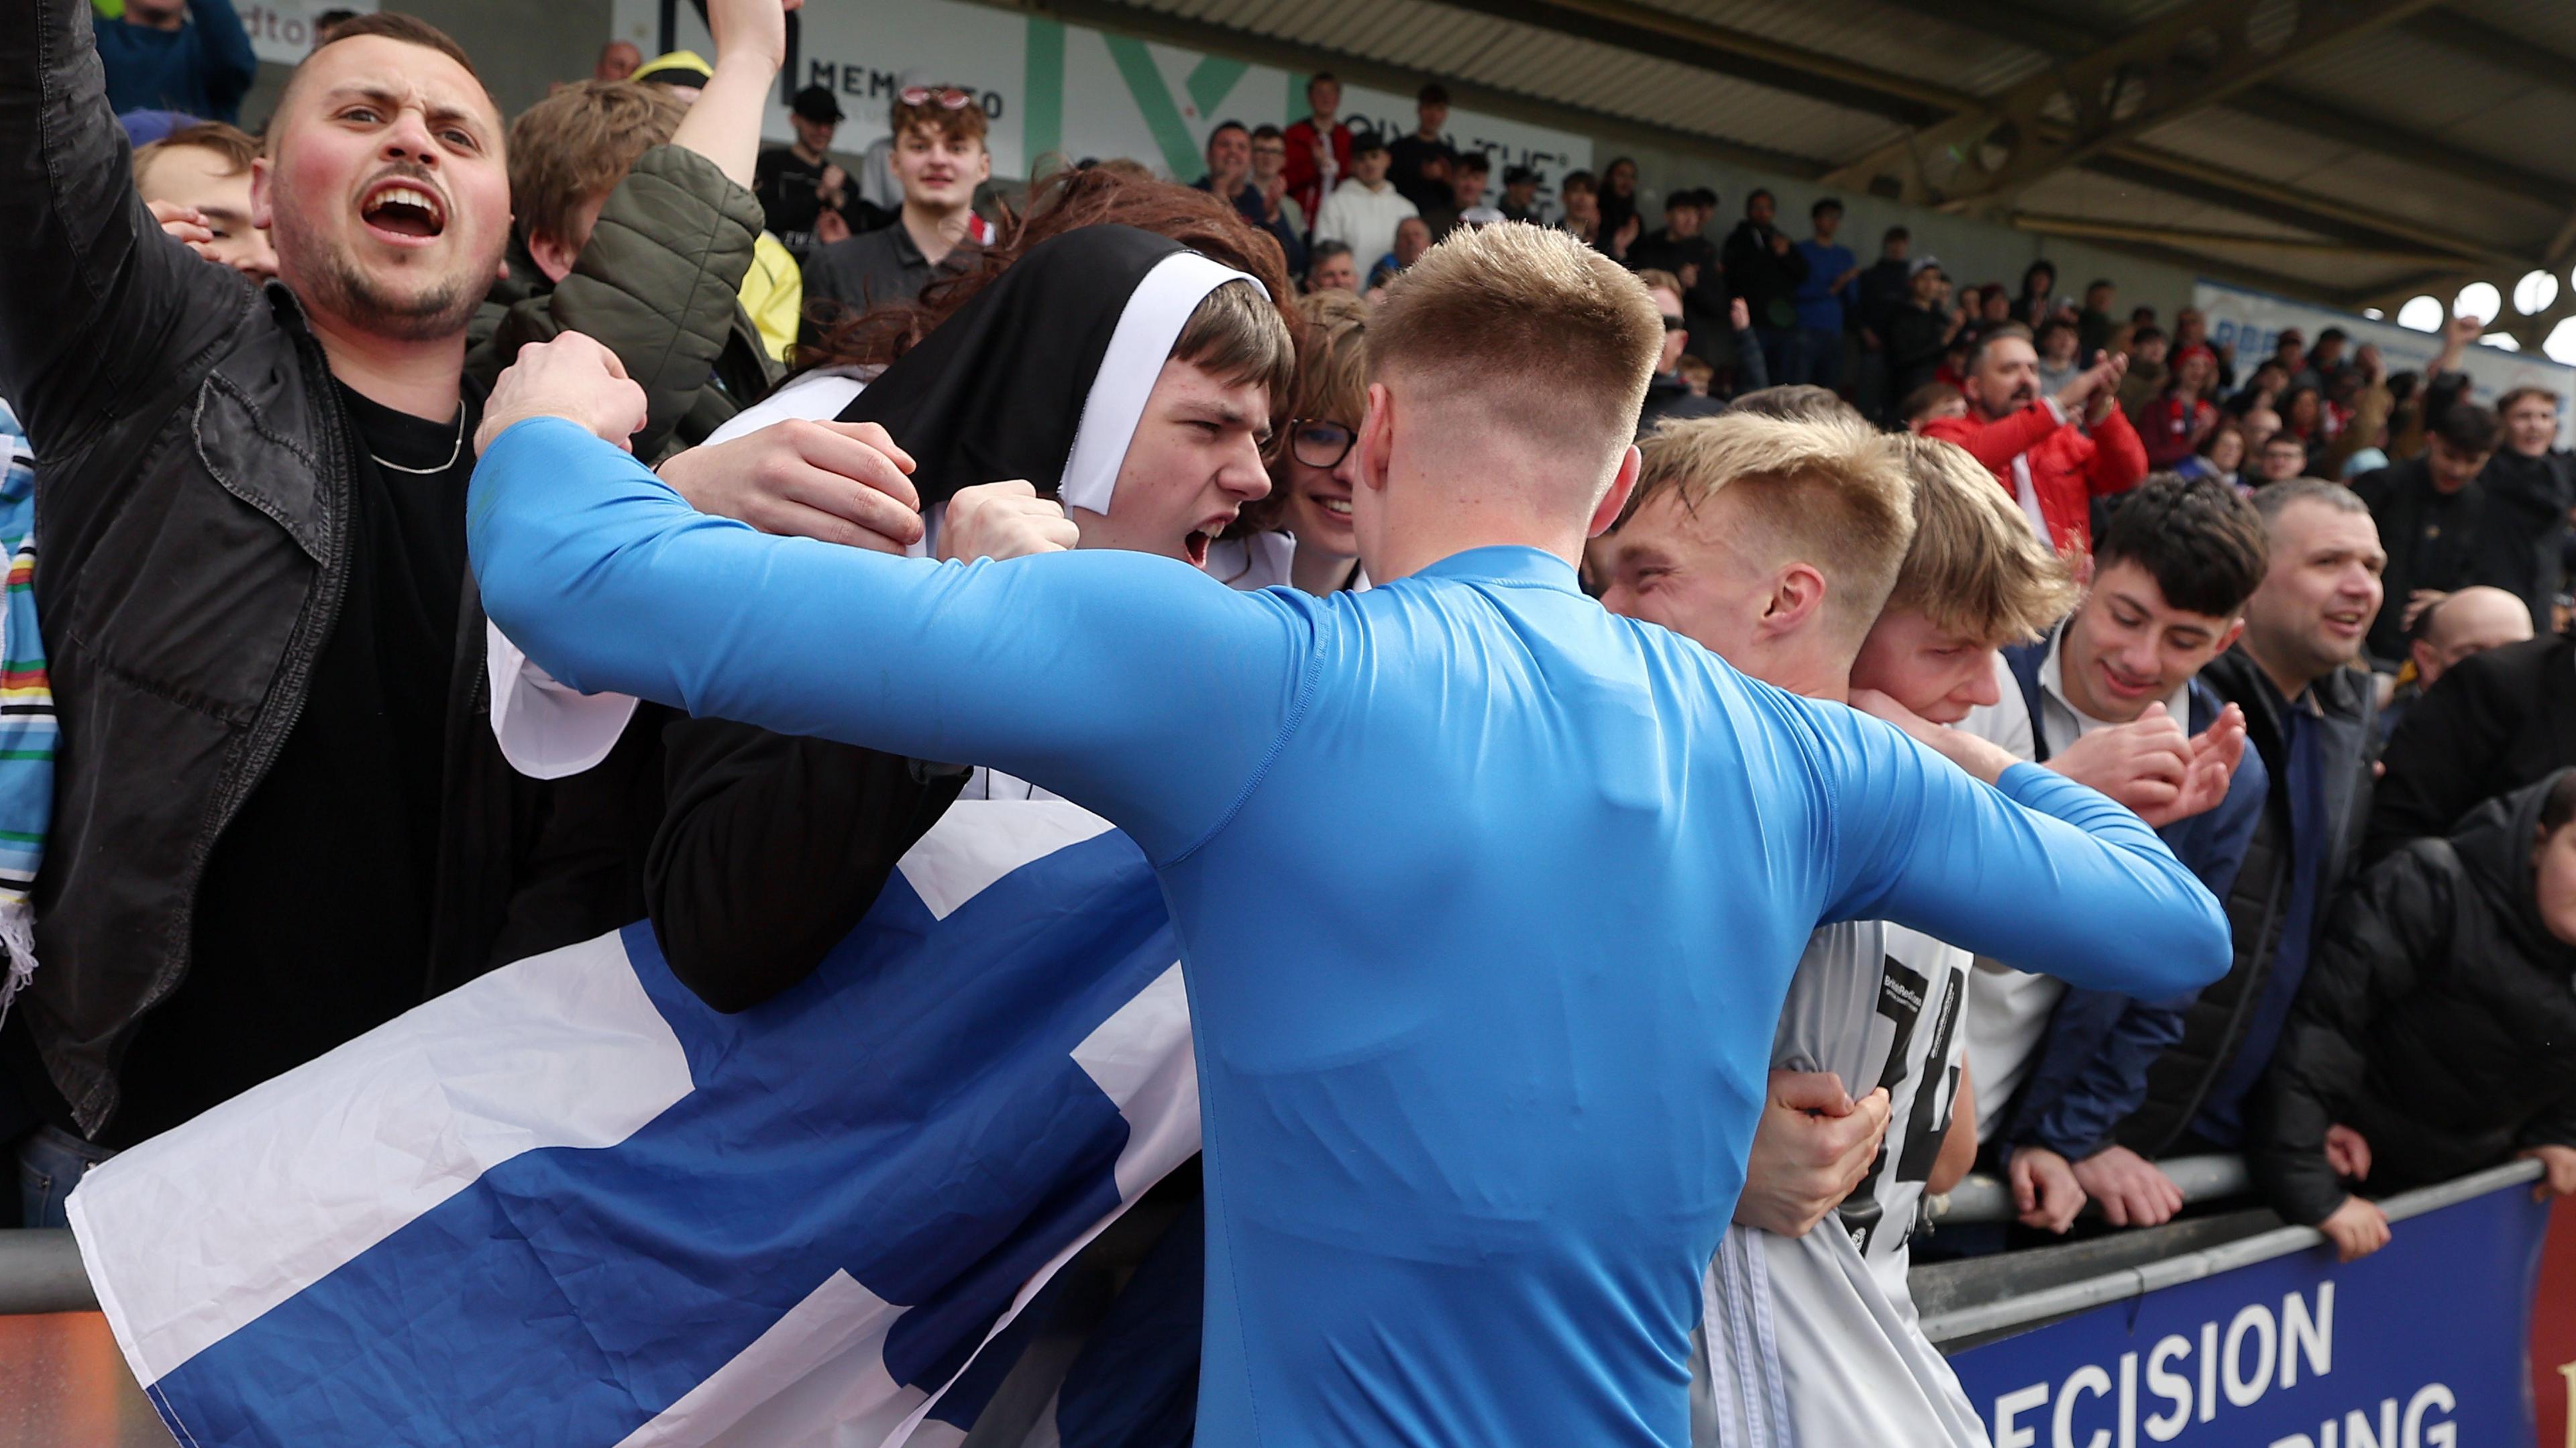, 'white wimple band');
1057,252,1261,516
